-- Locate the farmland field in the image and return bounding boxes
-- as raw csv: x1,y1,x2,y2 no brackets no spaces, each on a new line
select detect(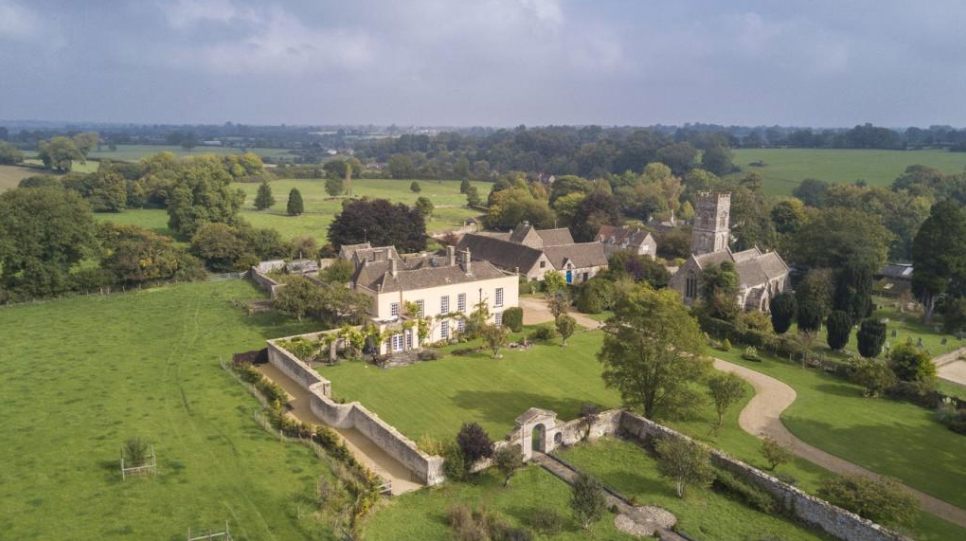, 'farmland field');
732,148,966,195
0,162,99,192
22,144,295,162
0,280,338,540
